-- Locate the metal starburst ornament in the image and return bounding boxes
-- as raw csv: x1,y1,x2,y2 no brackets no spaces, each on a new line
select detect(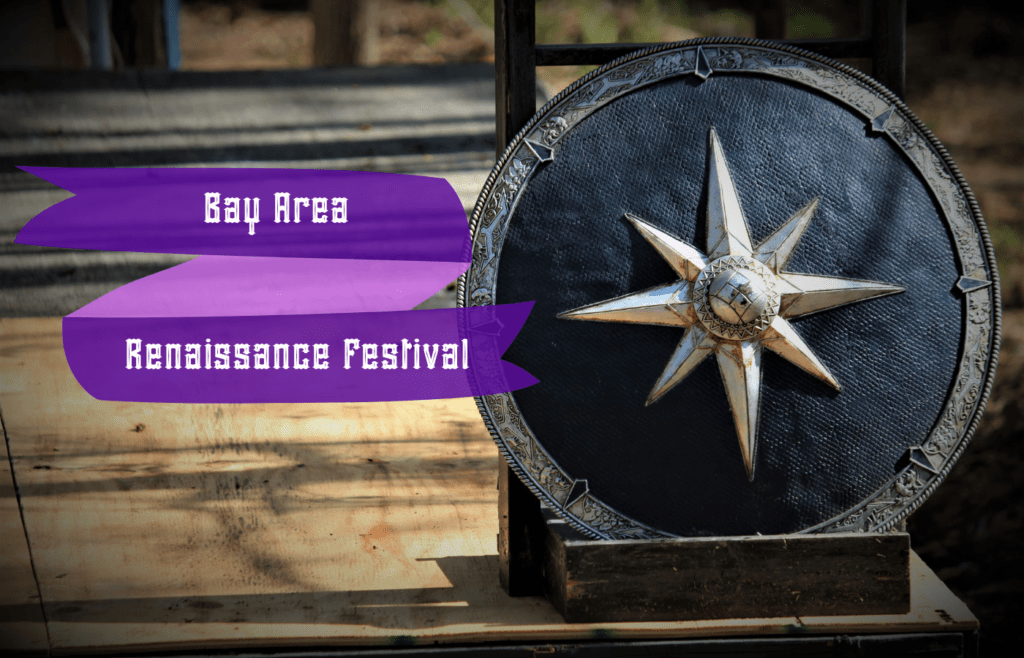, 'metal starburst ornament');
559,127,905,480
